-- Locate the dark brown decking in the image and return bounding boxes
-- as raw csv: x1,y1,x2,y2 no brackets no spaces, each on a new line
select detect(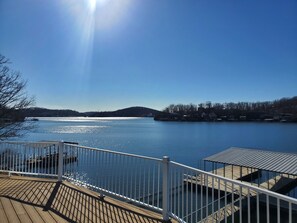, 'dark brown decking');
0,175,172,223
